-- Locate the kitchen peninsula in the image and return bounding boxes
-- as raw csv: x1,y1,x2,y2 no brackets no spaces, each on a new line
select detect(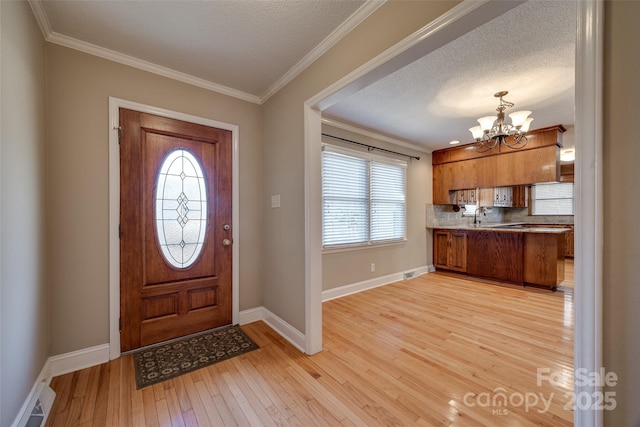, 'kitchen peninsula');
433,224,569,290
